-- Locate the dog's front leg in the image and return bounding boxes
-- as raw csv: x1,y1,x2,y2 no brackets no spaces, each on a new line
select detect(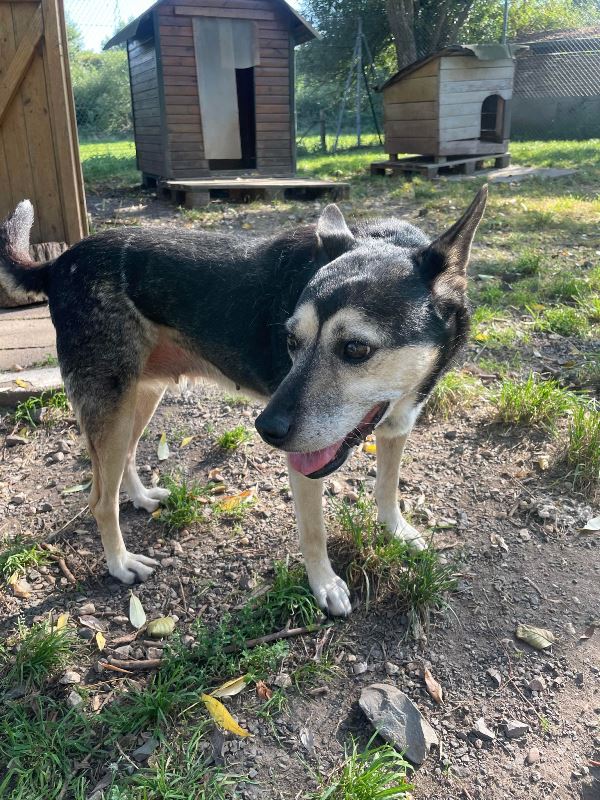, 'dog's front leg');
287,459,352,617
375,433,426,550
